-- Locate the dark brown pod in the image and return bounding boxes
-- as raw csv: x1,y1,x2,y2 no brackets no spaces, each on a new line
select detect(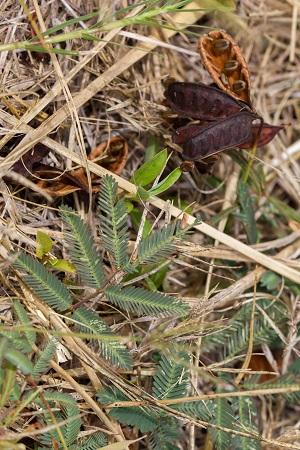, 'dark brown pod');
199,30,251,104
172,123,210,145
166,82,248,121
181,111,258,161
